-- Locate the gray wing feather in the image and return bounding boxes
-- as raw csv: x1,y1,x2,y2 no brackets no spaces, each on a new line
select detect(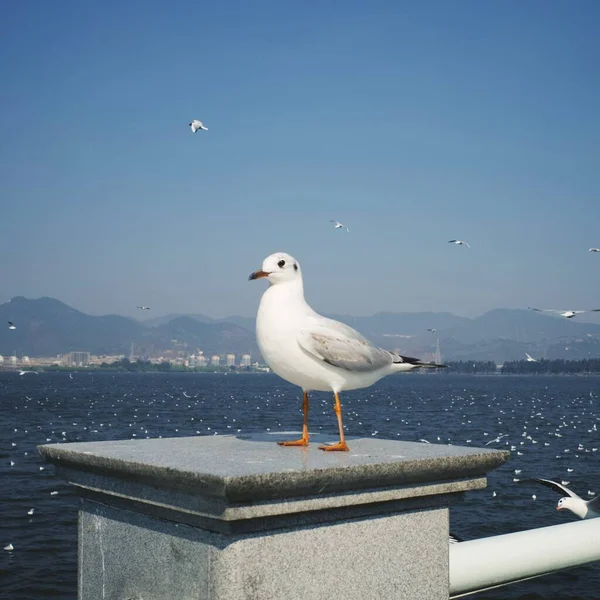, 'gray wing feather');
524,478,580,499
587,495,600,509
297,327,394,372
